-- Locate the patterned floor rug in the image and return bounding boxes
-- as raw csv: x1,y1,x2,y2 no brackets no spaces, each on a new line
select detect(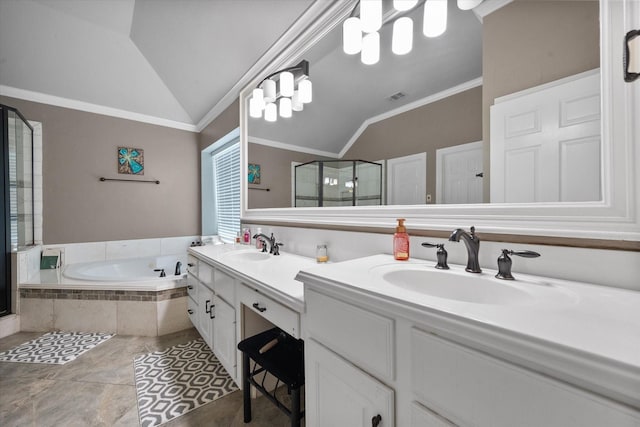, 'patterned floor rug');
0,331,114,365
133,338,238,427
